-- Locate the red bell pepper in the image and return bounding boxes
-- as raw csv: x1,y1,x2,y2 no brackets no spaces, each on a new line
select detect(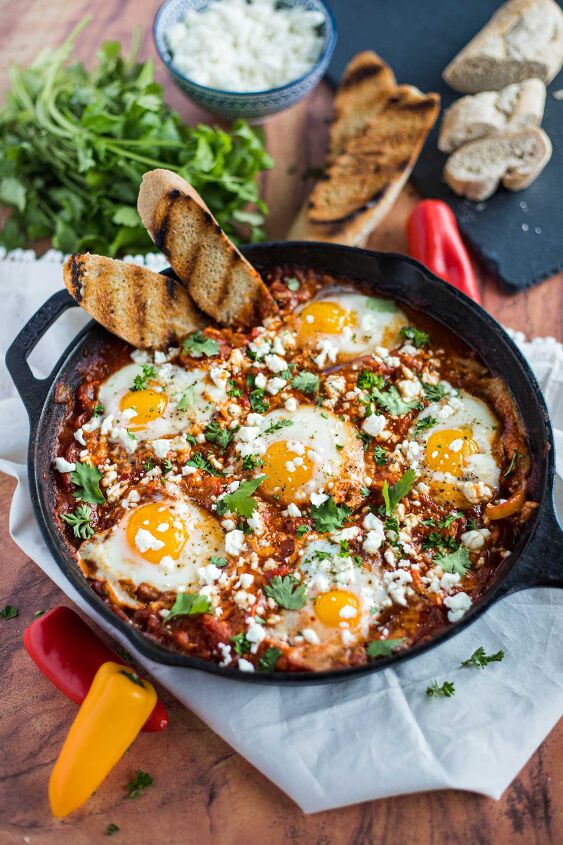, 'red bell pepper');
407,200,481,304
23,606,168,732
